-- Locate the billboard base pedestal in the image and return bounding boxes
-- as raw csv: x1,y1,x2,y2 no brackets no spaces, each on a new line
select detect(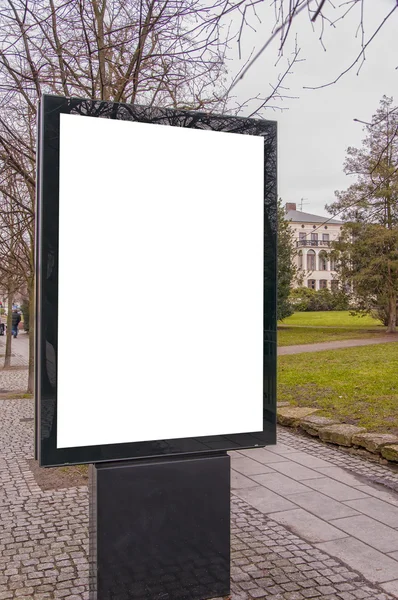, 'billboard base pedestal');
89,453,230,600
